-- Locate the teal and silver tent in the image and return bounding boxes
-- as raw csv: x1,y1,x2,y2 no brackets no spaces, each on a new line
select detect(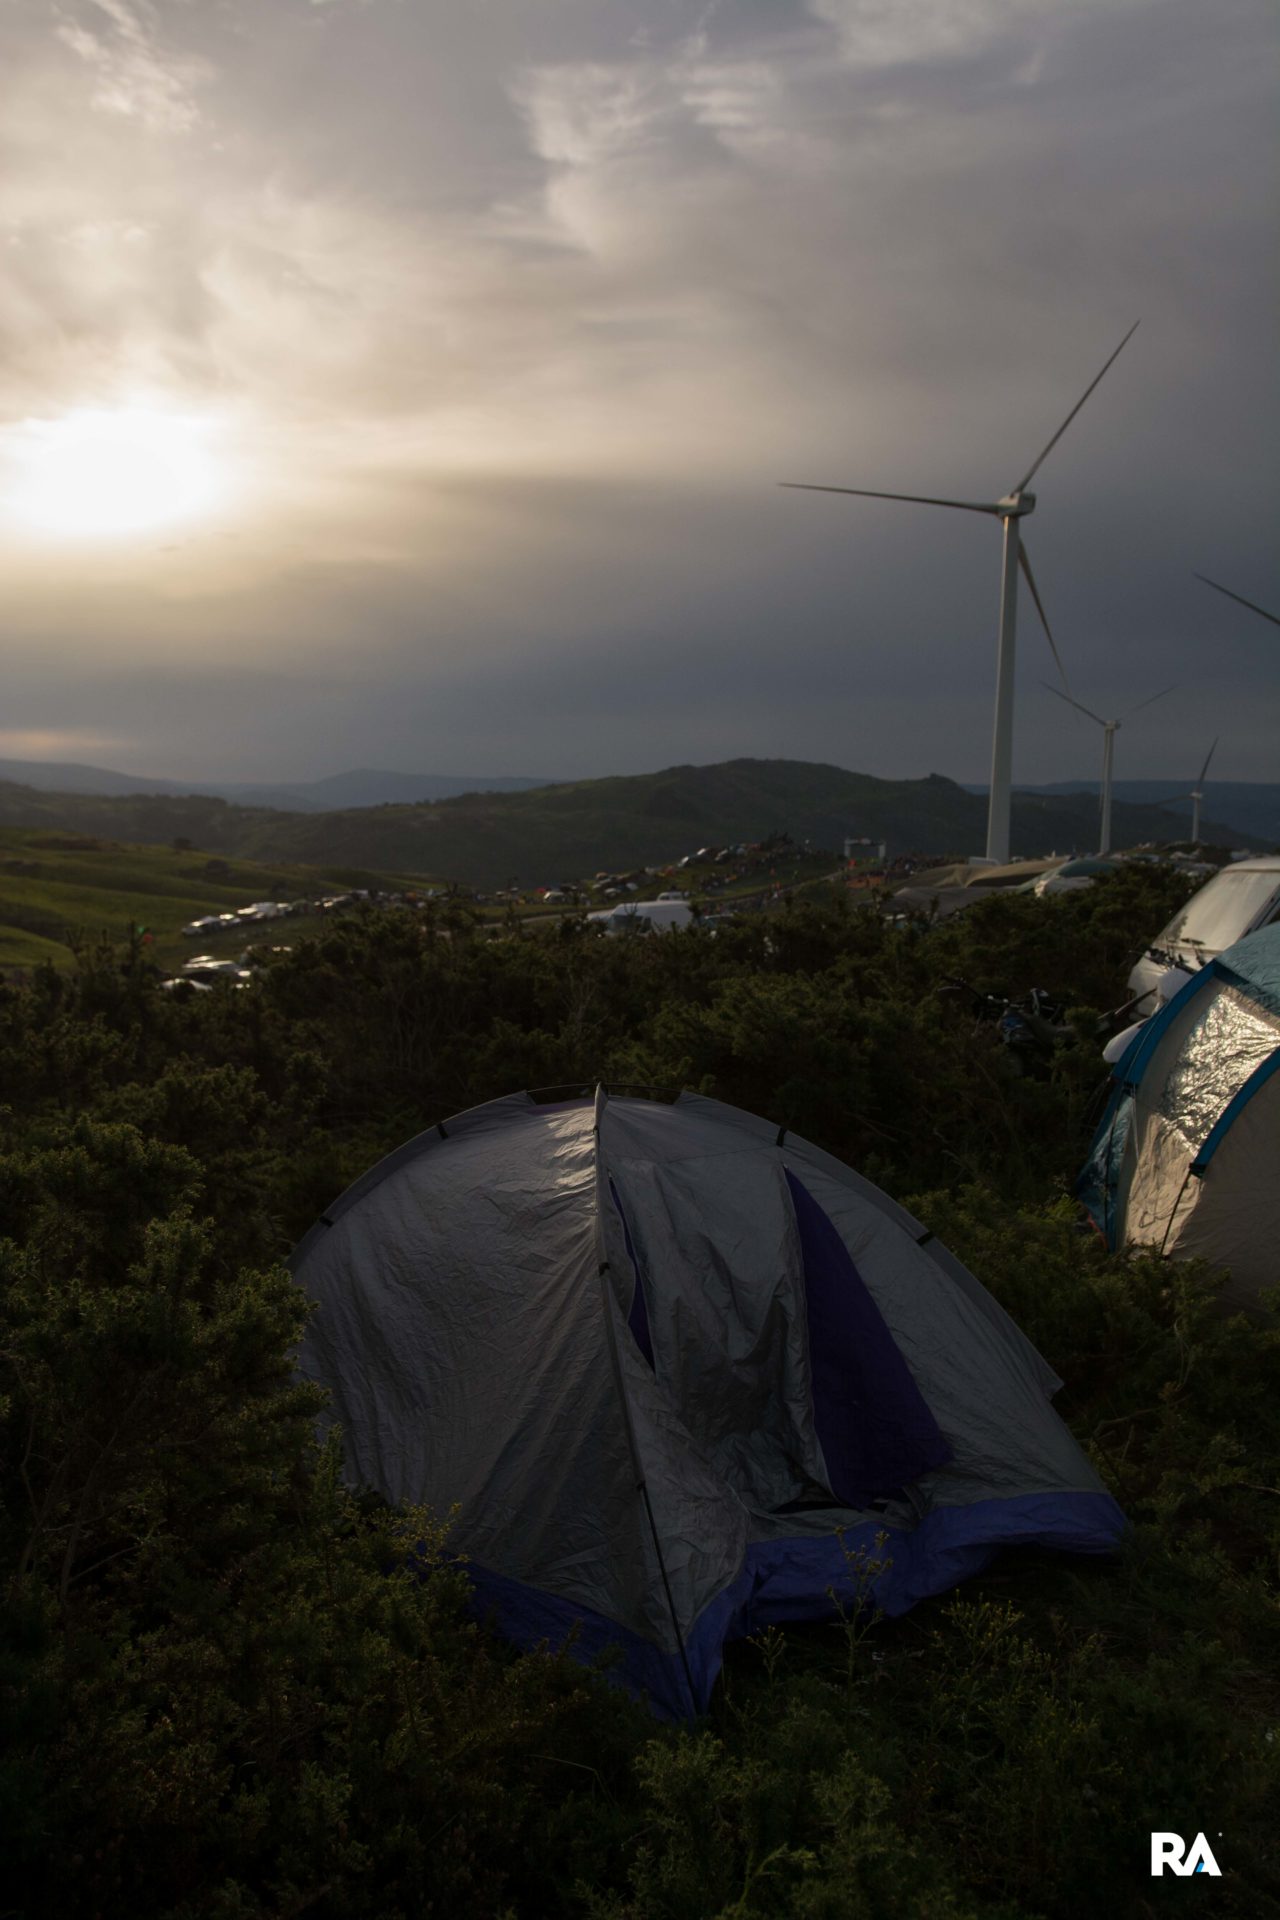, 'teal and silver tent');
1079,925,1280,1314
292,1088,1124,1717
